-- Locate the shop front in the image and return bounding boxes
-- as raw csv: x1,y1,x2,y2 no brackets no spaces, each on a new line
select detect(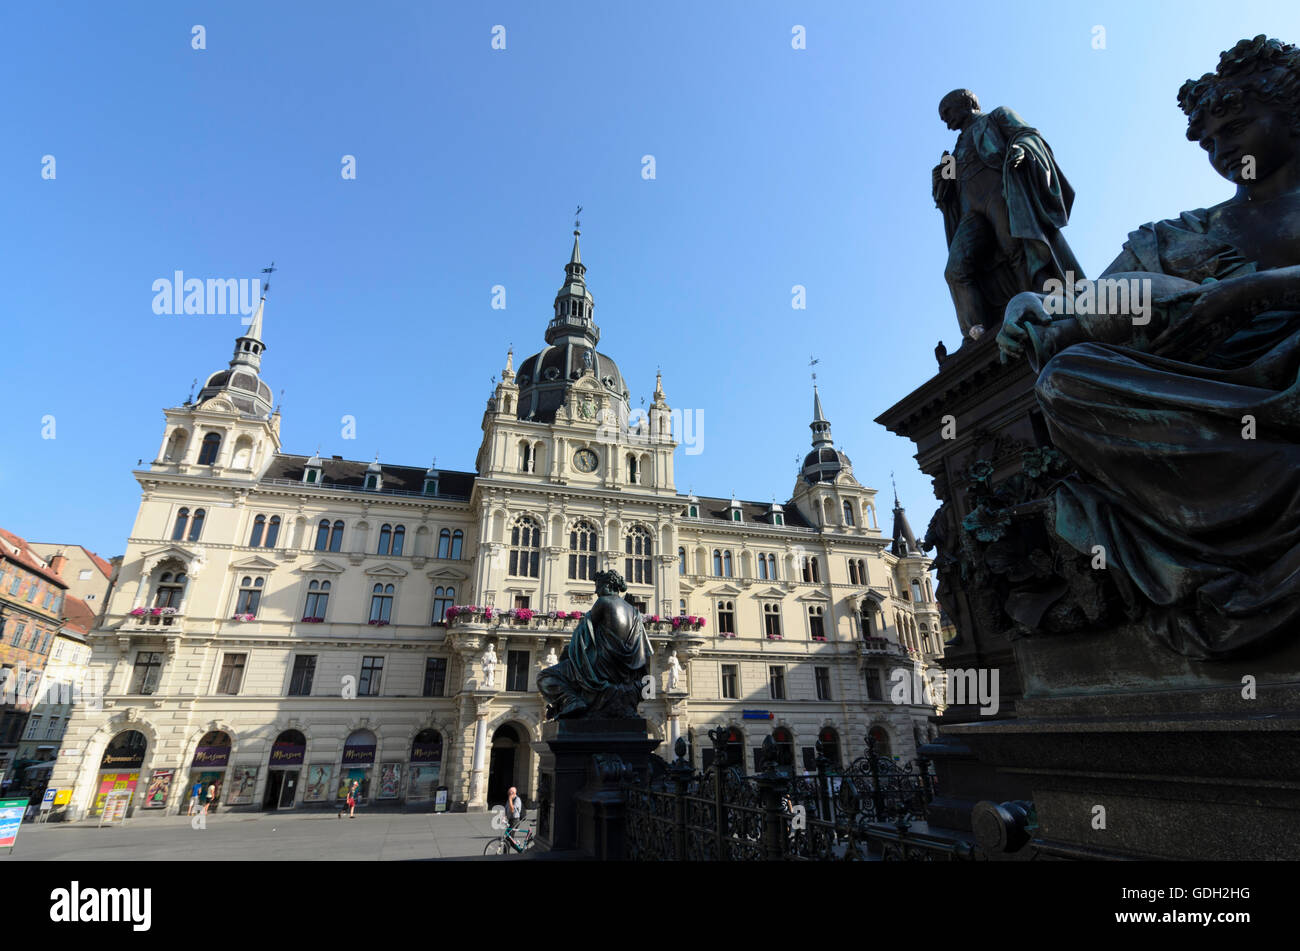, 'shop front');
188,731,231,812
338,729,376,802
263,730,305,810
406,729,443,807
92,730,146,816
